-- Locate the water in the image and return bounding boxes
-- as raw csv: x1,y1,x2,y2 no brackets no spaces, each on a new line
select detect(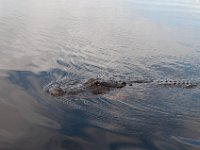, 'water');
0,0,200,149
